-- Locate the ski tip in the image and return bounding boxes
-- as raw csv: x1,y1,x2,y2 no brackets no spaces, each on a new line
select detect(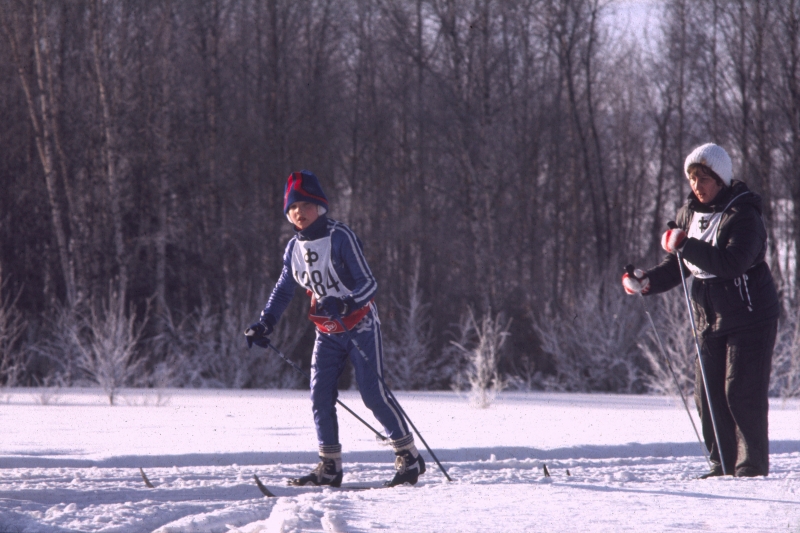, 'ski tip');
254,474,276,497
139,467,155,488
543,464,551,477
